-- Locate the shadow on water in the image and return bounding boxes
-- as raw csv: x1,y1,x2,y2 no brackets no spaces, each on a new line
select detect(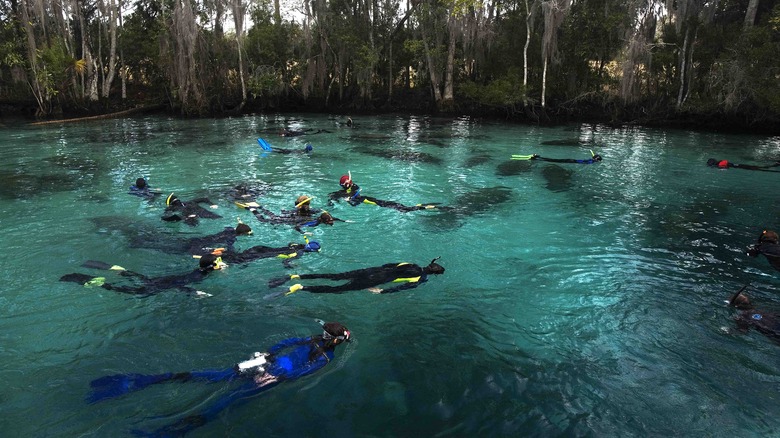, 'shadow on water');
0,170,95,200
541,165,574,192
349,145,444,165
463,154,492,168
420,186,514,230
496,160,534,176
42,155,100,172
